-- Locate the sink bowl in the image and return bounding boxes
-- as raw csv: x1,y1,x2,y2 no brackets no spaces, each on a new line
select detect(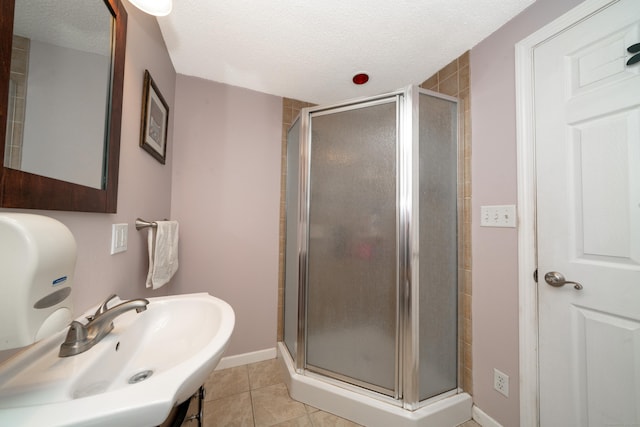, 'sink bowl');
0,293,235,427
